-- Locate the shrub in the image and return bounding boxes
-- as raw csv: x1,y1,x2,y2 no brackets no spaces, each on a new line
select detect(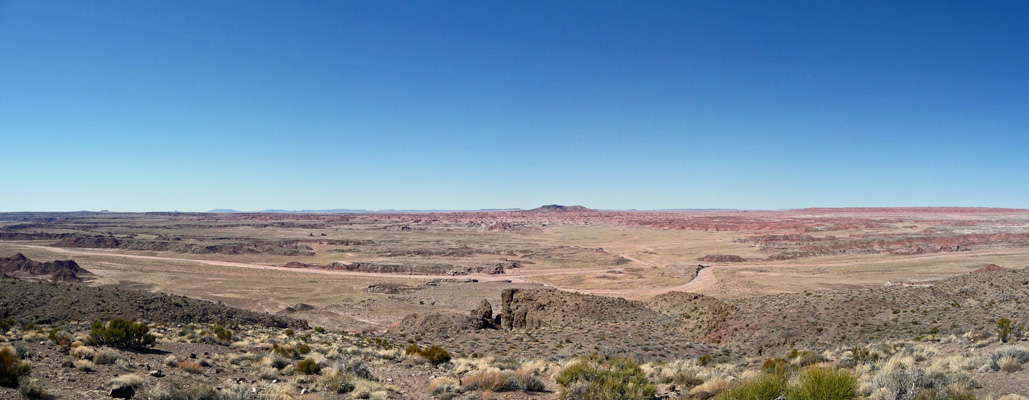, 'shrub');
987,347,1029,372
89,319,156,350
717,373,785,400
271,343,299,359
999,356,1023,373
336,357,371,380
0,318,15,333
18,377,50,399
556,356,655,400
47,328,70,346
320,369,356,394
421,345,452,366
93,349,122,365
404,343,422,355
0,346,31,388
212,325,233,343
297,358,322,375
997,318,1019,343
788,367,857,400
